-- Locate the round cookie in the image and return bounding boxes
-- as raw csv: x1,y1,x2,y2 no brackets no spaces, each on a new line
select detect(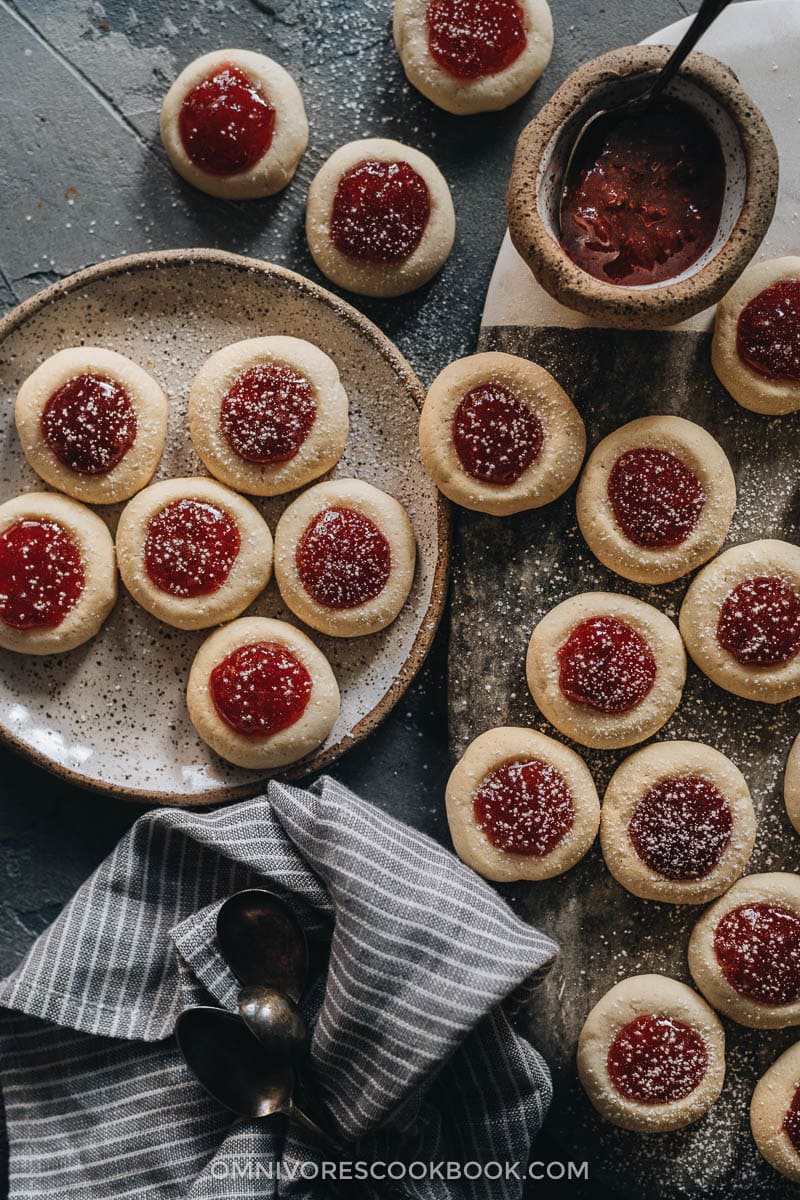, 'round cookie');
15,347,167,505
526,592,686,750
393,0,553,116
679,540,800,704
0,492,116,655
446,726,600,882
116,478,272,631
576,416,736,584
160,49,308,199
189,337,349,497
785,732,800,835
306,138,456,298
751,1042,800,1183
712,256,800,415
600,741,755,905
274,478,416,638
688,873,800,1029
187,617,340,770
577,974,725,1133
419,352,586,516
